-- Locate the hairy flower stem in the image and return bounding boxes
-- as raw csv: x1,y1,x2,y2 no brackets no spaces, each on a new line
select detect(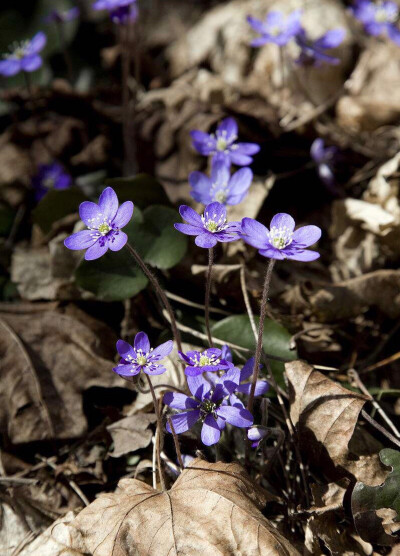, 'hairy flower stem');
145,374,166,490
168,417,184,471
247,259,275,413
126,242,182,352
205,247,214,347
